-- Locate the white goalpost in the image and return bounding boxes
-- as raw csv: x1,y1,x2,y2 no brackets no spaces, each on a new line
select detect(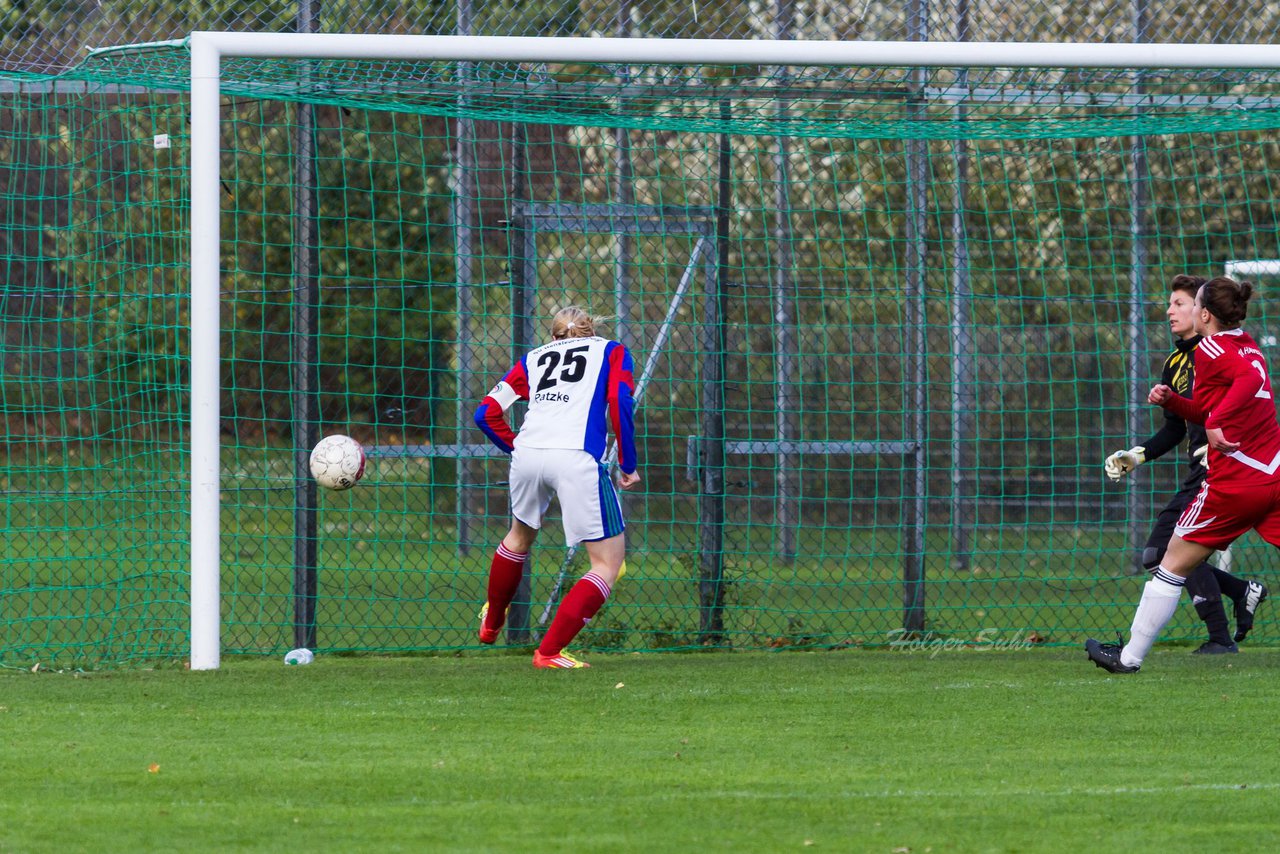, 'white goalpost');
187,32,1280,669
1225,260,1280,279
